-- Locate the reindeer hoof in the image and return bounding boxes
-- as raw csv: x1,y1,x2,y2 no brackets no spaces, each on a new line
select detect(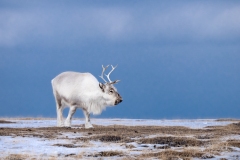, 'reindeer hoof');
85,123,93,129
64,121,71,127
64,123,71,127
